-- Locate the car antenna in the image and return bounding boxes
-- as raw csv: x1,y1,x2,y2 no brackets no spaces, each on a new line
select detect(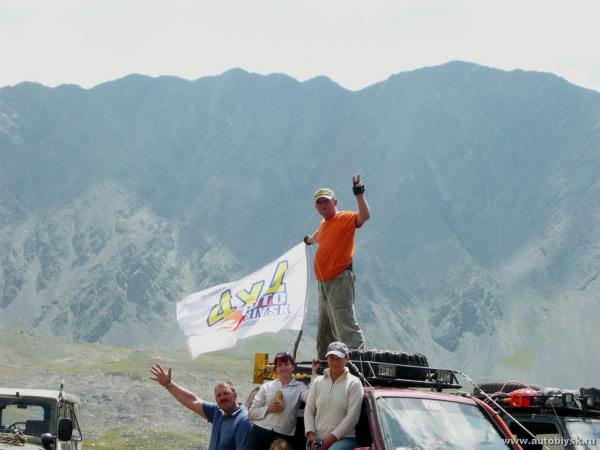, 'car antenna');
455,370,550,450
